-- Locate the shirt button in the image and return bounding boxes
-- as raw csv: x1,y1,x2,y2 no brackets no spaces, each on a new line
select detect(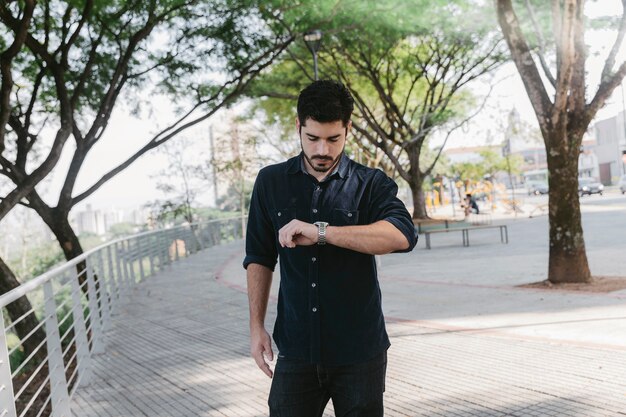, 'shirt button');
312,283,317,288
316,186,321,191
312,307,317,312
277,212,281,216
312,257,316,262
312,209,318,213
347,212,353,217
